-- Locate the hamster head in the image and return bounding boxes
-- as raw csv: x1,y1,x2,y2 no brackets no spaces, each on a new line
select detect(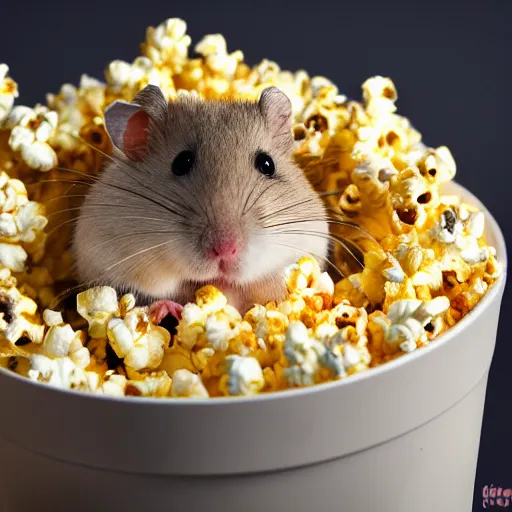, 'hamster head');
72,85,329,309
